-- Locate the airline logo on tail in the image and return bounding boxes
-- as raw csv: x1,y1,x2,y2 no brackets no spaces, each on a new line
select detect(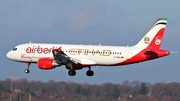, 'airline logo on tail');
144,36,150,44
134,18,167,49
155,36,162,45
